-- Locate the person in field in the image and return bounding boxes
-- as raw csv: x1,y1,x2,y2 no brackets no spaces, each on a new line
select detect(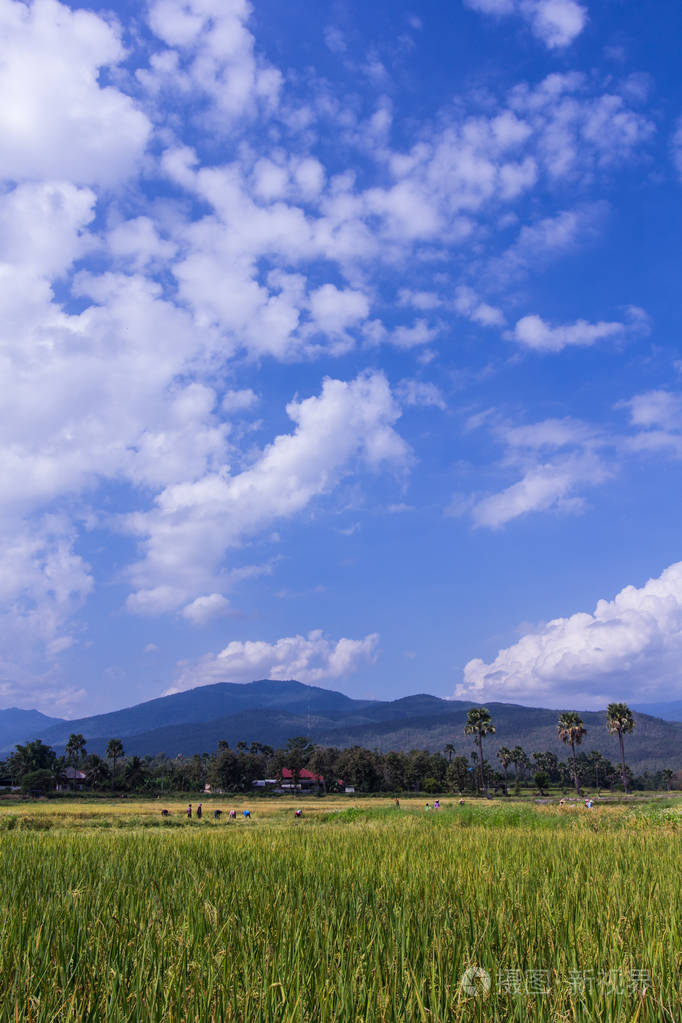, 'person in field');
243,809,251,818
161,809,170,816
294,808,302,817
186,803,192,819
229,809,236,819
213,809,222,820
196,803,202,819
394,798,400,808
